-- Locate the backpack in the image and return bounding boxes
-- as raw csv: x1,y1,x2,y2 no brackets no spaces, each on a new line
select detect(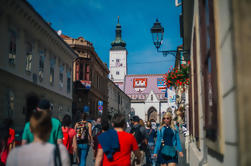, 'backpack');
92,124,102,138
62,127,70,150
131,125,144,145
76,121,89,144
